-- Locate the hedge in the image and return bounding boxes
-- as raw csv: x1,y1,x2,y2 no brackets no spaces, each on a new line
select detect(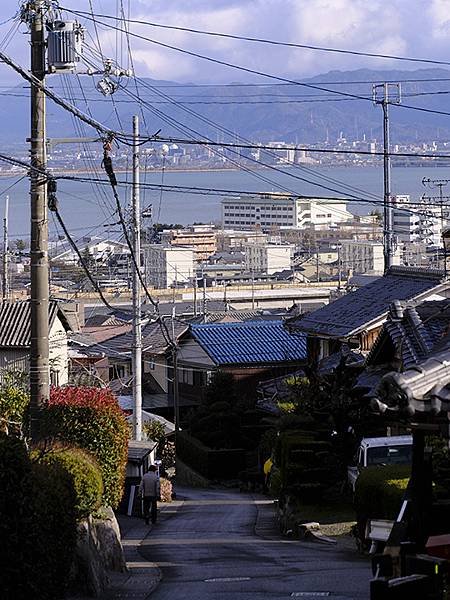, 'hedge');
354,465,411,521
42,387,129,508
176,430,245,480
38,447,104,519
0,433,77,600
